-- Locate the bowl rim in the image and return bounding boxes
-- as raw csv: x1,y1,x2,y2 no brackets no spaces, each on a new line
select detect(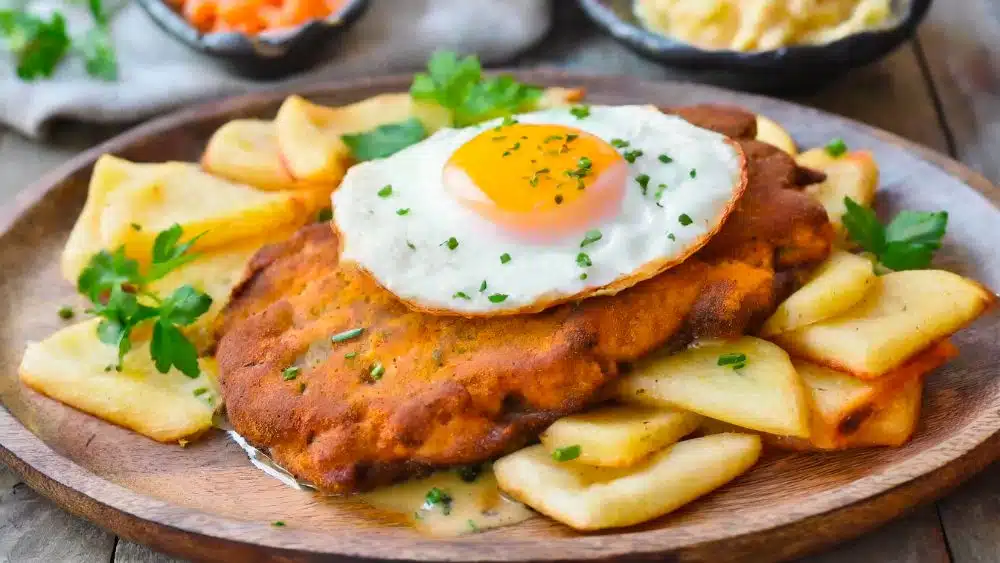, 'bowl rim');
136,0,369,57
576,0,933,67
